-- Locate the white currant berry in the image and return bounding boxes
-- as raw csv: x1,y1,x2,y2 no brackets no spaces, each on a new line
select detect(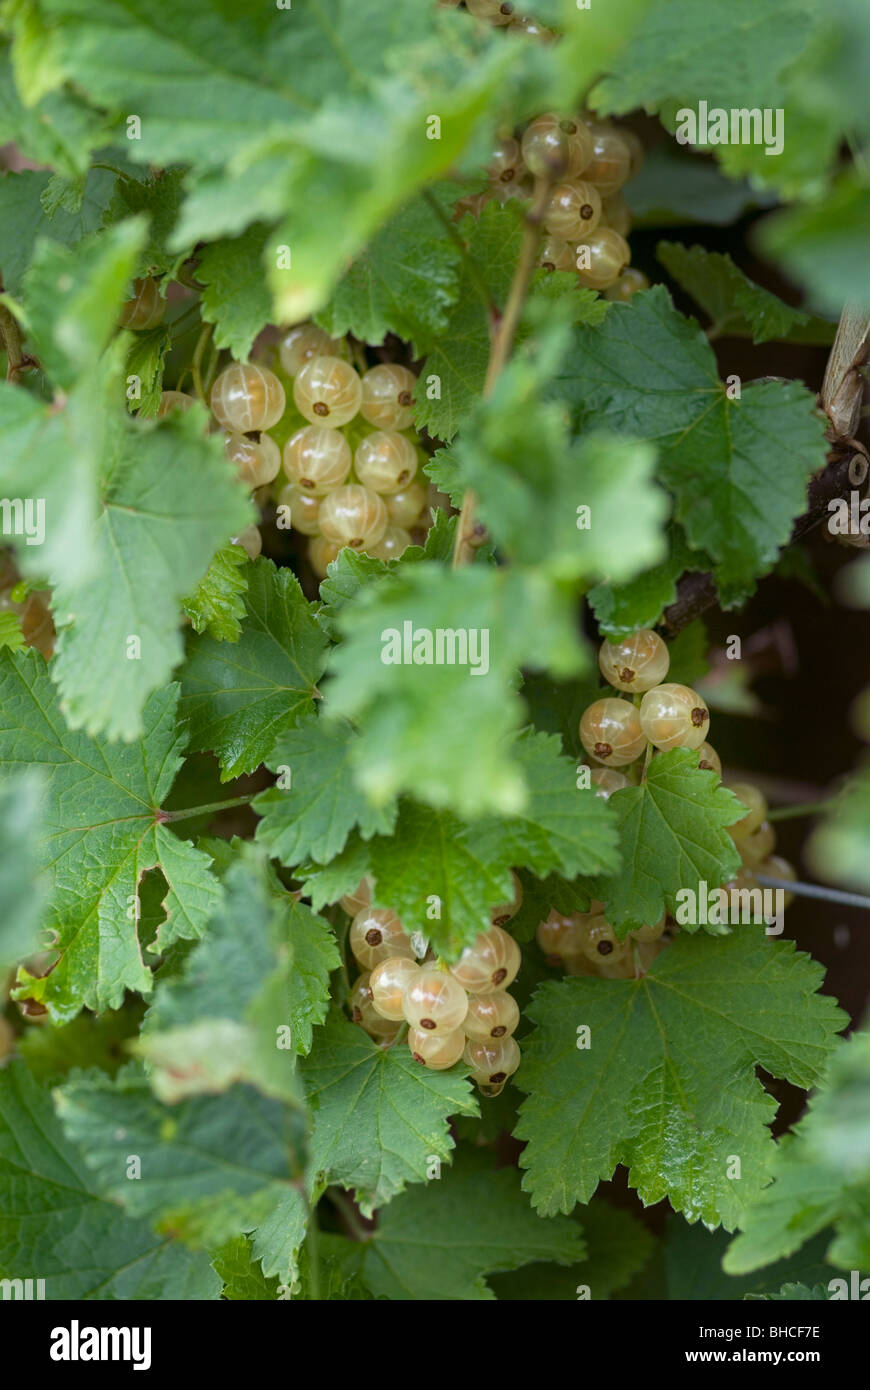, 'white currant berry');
318,485,388,551
508,14,553,38
402,967,469,1035
639,683,709,751
119,276,165,330
294,355,362,427
351,972,401,1039
724,781,768,839
354,431,418,494
339,877,372,916
563,953,597,977
580,915,632,967
759,854,796,908
349,908,414,969
598,629,670,692
449,925,521,994
629,915,666,943
387,481,428,528
370,524,412,561
463,990,520,1041
211,362,286,432
277,483,322,536
224,431,281,488
521,113,591,178
574,227,631,290
308,535,341,578
697,742,722,775
279,322,338,376
230,524,262,561
590,767,631,798
408,1025,466,1070
538,234,574,272
157,390,196,417
583,128,631,194
488,134,524,186
604,268,650,302
490,871,523,926
544,180,601,240
370,956,421,1020
283,425,351,494
601,192,631,236
620,128,645,178
536,909,592,960
359,364,417,431
579,697,647,766
739,820,776,866
463,1035,521,1086
466,0,514,24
